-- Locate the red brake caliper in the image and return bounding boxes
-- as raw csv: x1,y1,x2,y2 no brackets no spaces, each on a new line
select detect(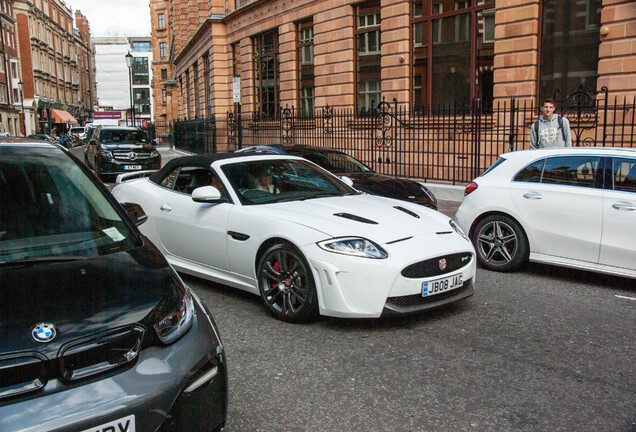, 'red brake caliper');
270,261,280,287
